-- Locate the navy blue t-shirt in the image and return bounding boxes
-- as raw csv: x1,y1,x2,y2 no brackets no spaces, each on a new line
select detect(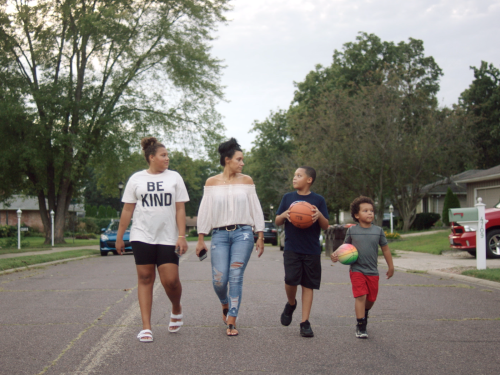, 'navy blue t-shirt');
276,191,329,255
